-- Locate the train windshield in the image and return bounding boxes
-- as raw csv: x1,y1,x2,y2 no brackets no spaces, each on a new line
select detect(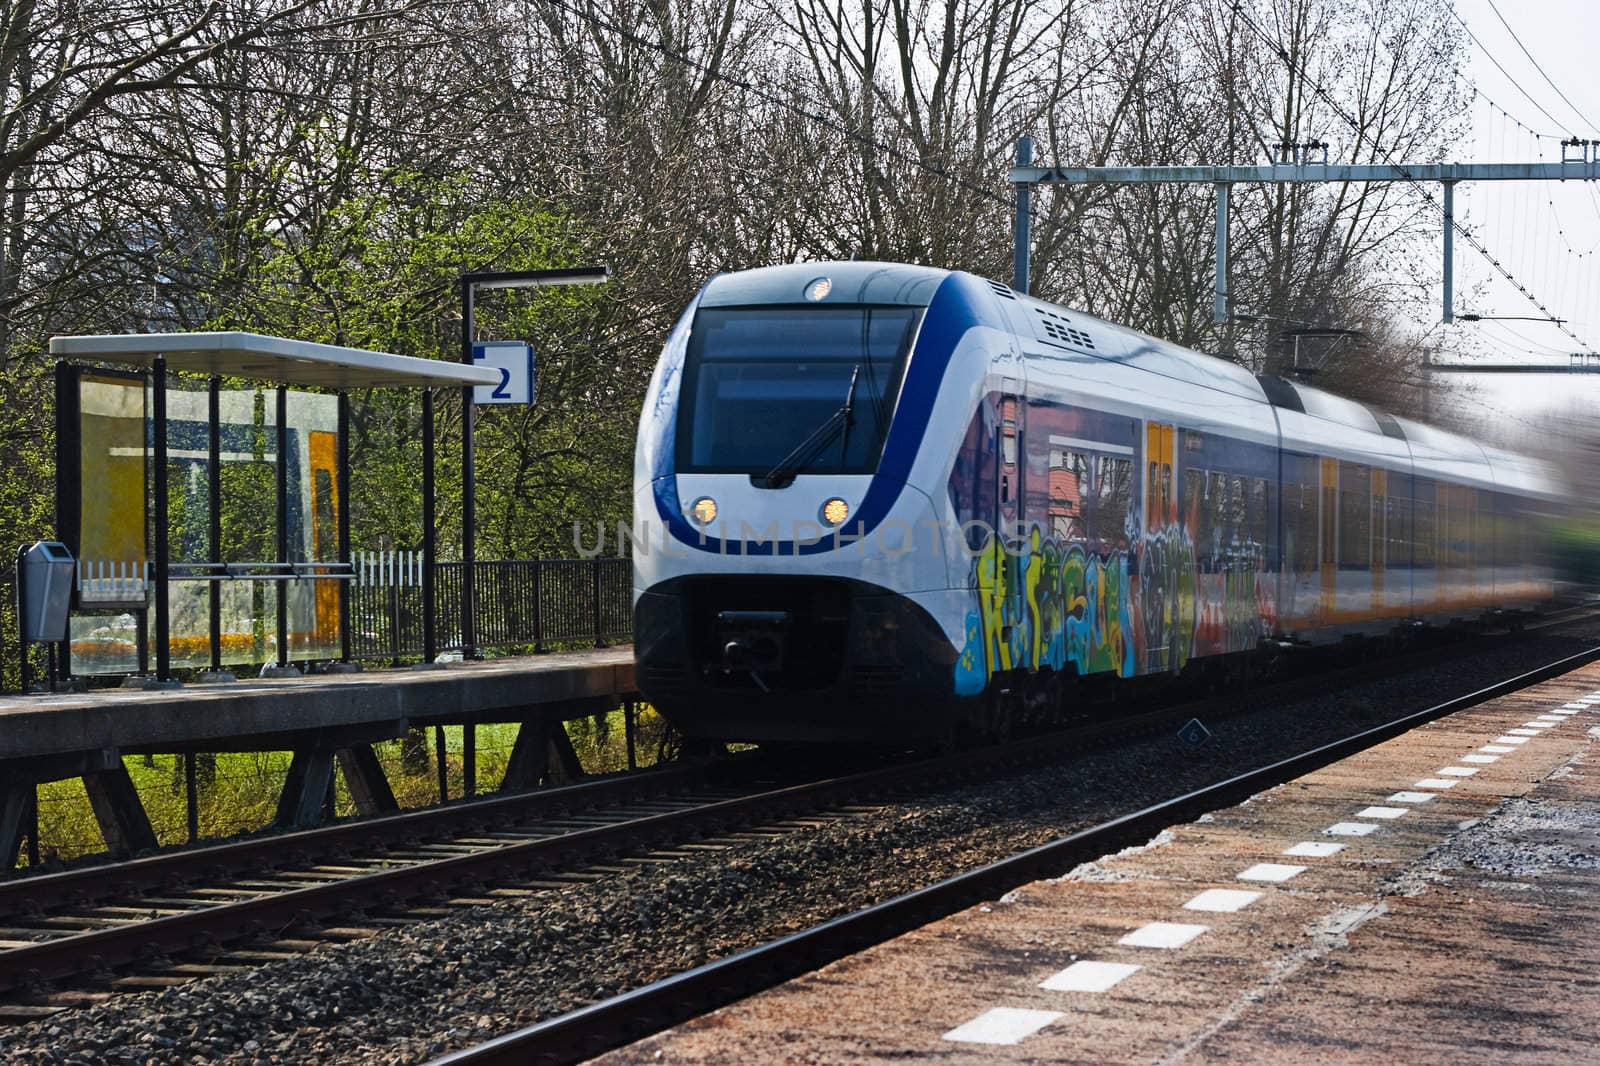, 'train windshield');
677,305,922,476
